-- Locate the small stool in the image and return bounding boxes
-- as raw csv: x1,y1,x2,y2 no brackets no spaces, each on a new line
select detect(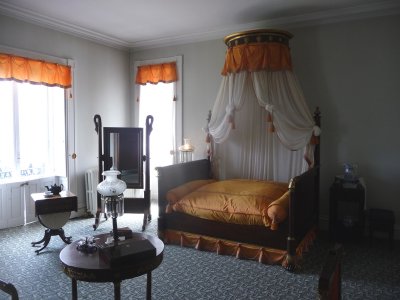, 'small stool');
369,208,395,248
